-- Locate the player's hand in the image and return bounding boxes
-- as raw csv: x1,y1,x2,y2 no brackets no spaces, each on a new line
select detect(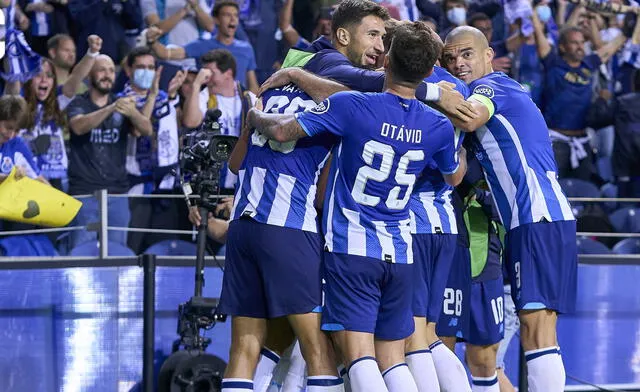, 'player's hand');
146,26,164,44
115,96,137,117
492,56,512,74
437,87,479,123
438,81,457,91
168,70,188,98
87,34,103,55
194,68,212,87
215,197,234,219
257,68,296,97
